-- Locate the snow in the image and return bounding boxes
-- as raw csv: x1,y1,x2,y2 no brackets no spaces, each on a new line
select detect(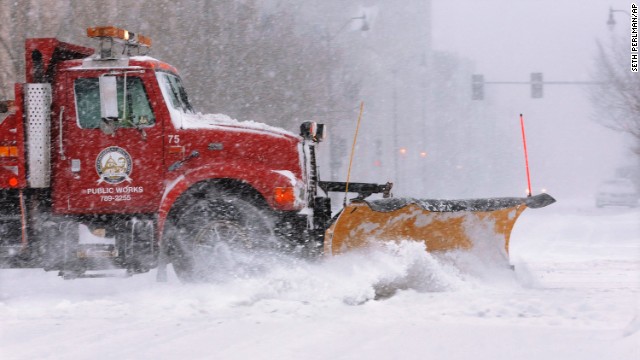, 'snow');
271,170,298,186
178,112,296,138
160,174,185,205
78,224,115,245
129,56,161,63
1,202,638,359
